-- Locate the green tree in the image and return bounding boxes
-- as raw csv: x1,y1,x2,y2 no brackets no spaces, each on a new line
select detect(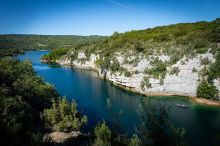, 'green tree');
93,120,111,146
42,97,88,132
129,134,141,146
0,59,59,146
197,80,218,100
138,97,186,146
